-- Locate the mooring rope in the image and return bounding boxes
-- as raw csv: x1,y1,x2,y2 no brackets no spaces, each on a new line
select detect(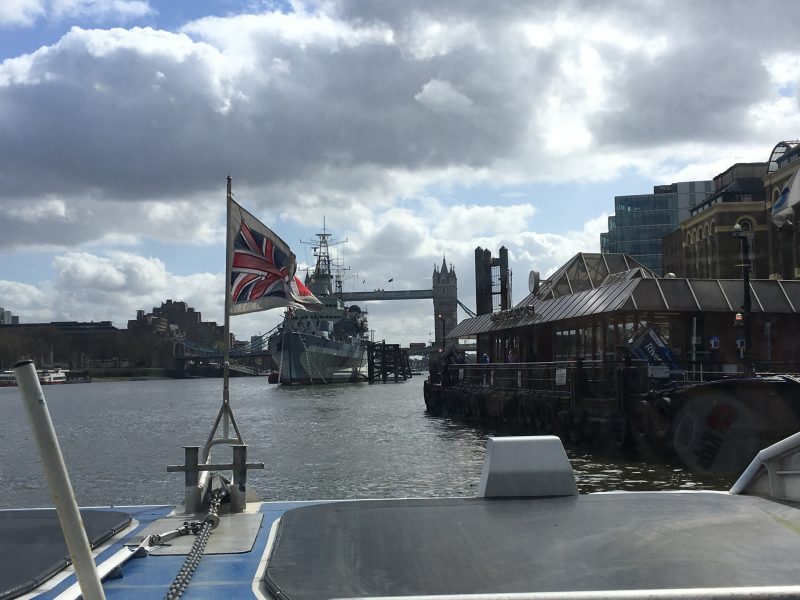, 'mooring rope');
277,322,286,382
297,330,328,385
